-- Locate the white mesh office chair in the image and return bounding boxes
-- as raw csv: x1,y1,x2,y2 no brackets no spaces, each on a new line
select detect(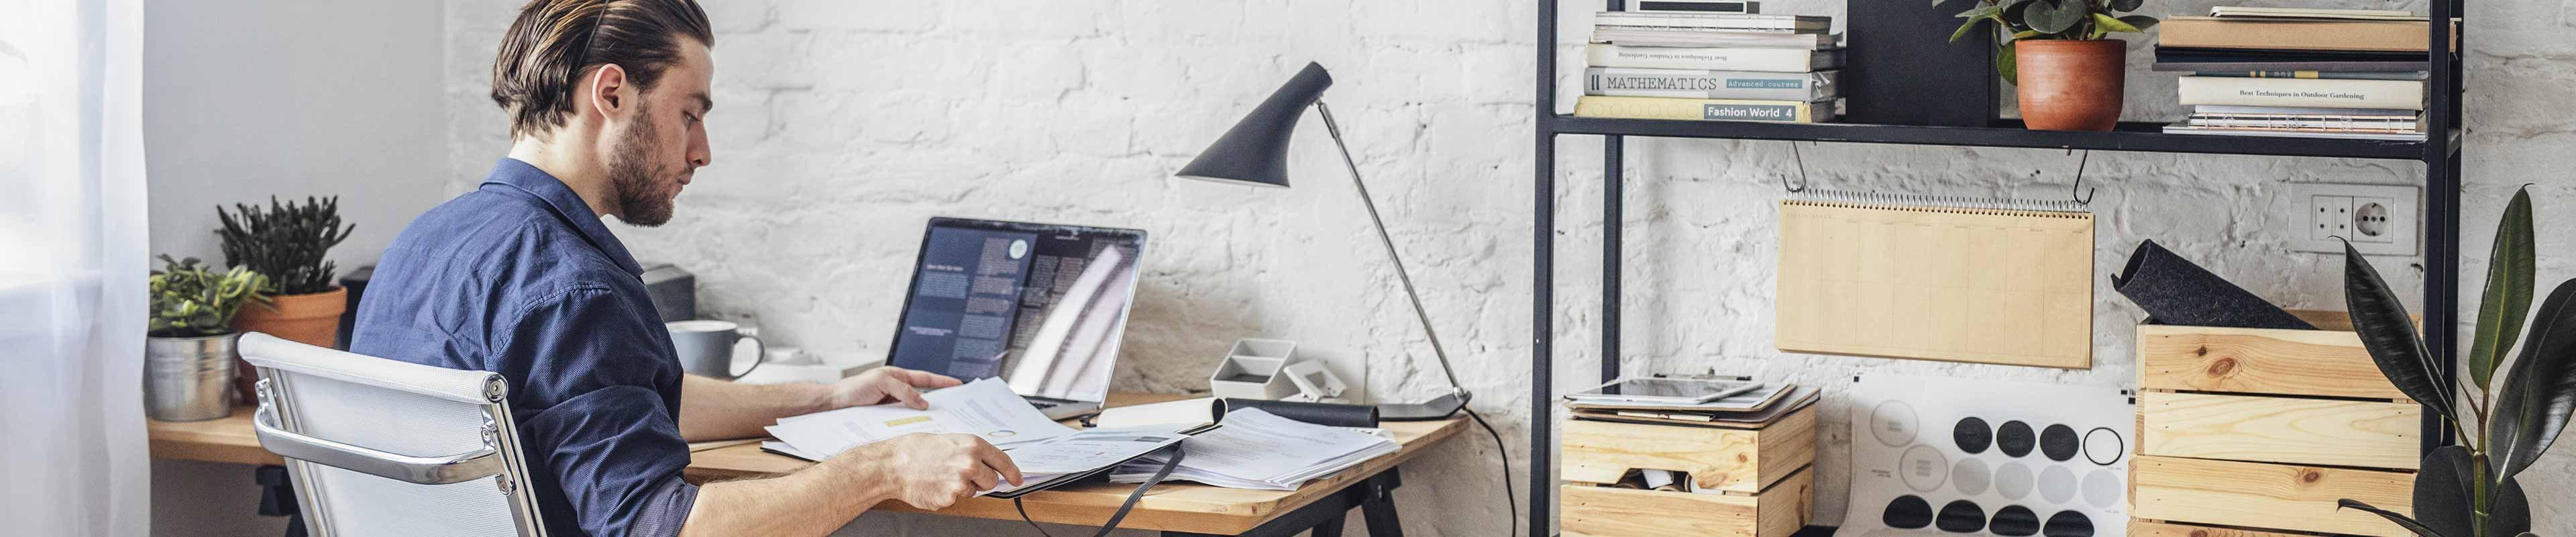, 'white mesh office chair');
239,332,547,536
